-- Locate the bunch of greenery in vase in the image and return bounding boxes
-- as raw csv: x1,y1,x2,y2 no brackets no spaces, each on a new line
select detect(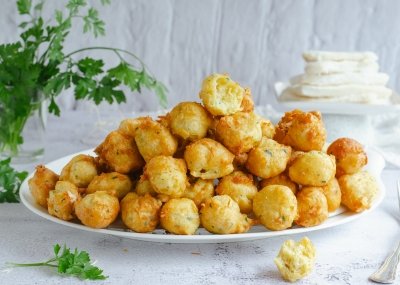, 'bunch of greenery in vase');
0,0,167,159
